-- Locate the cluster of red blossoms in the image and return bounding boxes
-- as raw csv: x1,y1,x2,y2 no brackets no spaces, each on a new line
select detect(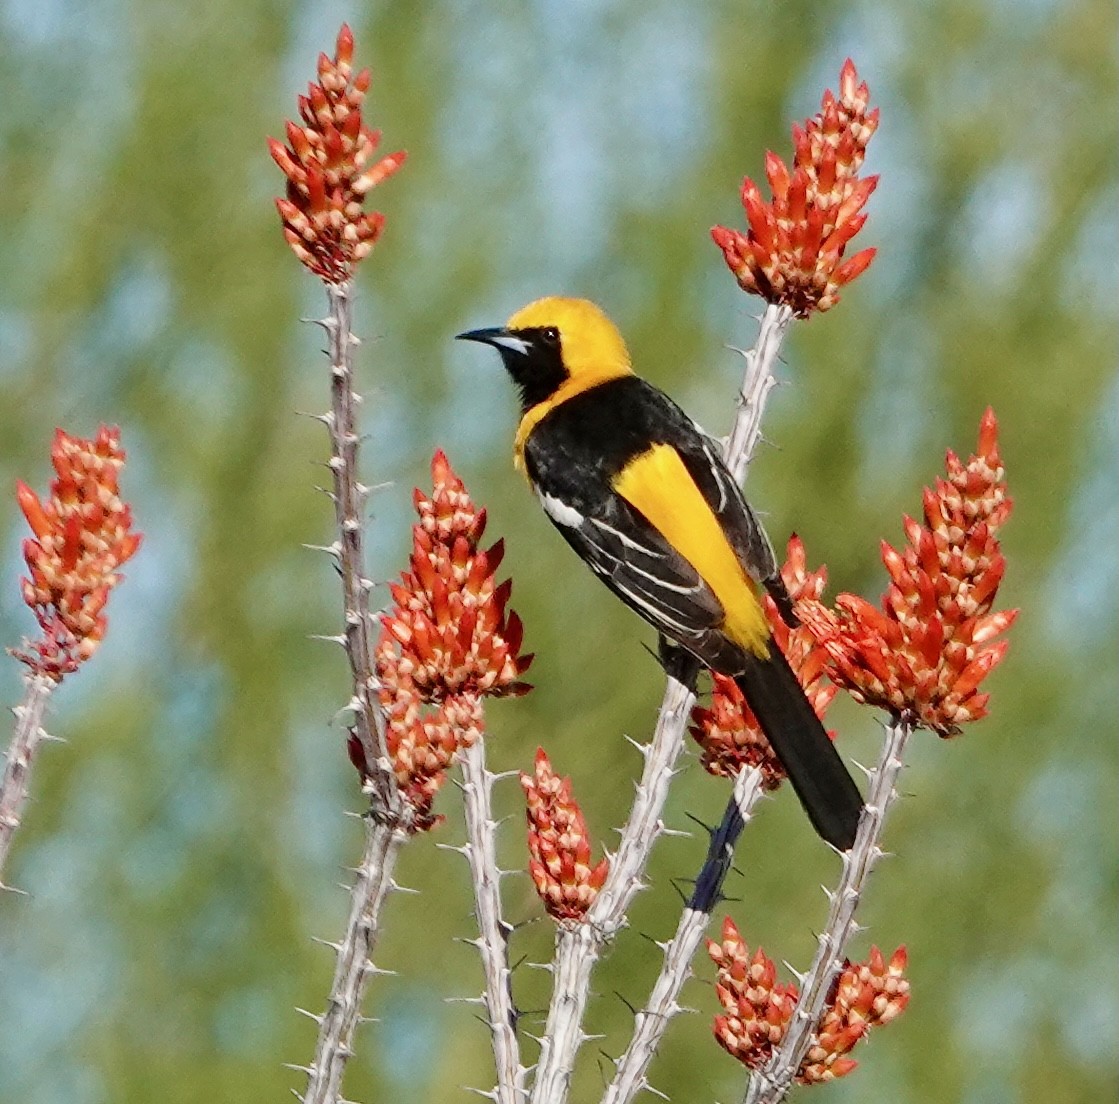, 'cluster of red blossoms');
712,59,879,317
802,408,1016,734
269,24,406,283
520,748,609,922
15,427,142,681
690,538,837,786
365,451,532,828
693,409,1014,754
709,916,908,1083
